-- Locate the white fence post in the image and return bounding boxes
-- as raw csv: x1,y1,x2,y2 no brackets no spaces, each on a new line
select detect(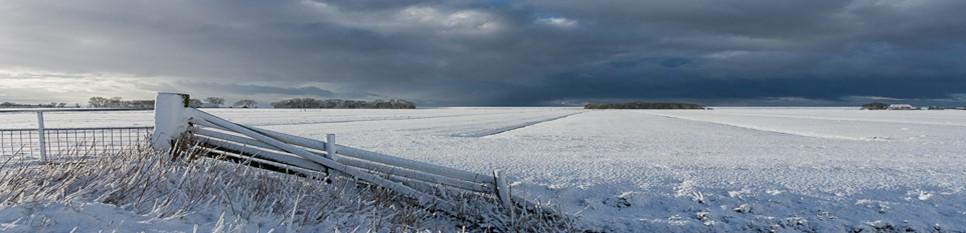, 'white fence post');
36,111,47,162
325,134,336,159
150,92,190,152
324,133,336,178
493,169,515,220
